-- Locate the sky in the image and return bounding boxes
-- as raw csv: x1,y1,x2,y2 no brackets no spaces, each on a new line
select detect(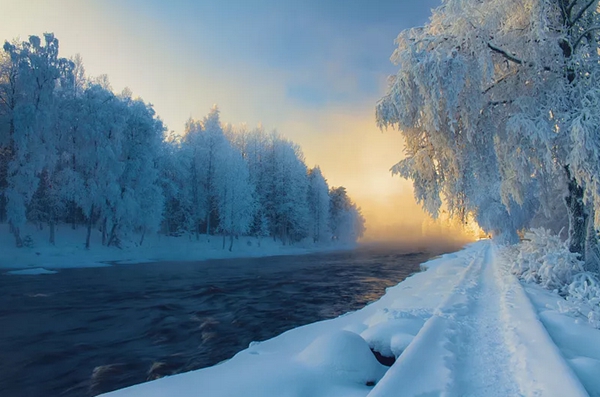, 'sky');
0,0,472,243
